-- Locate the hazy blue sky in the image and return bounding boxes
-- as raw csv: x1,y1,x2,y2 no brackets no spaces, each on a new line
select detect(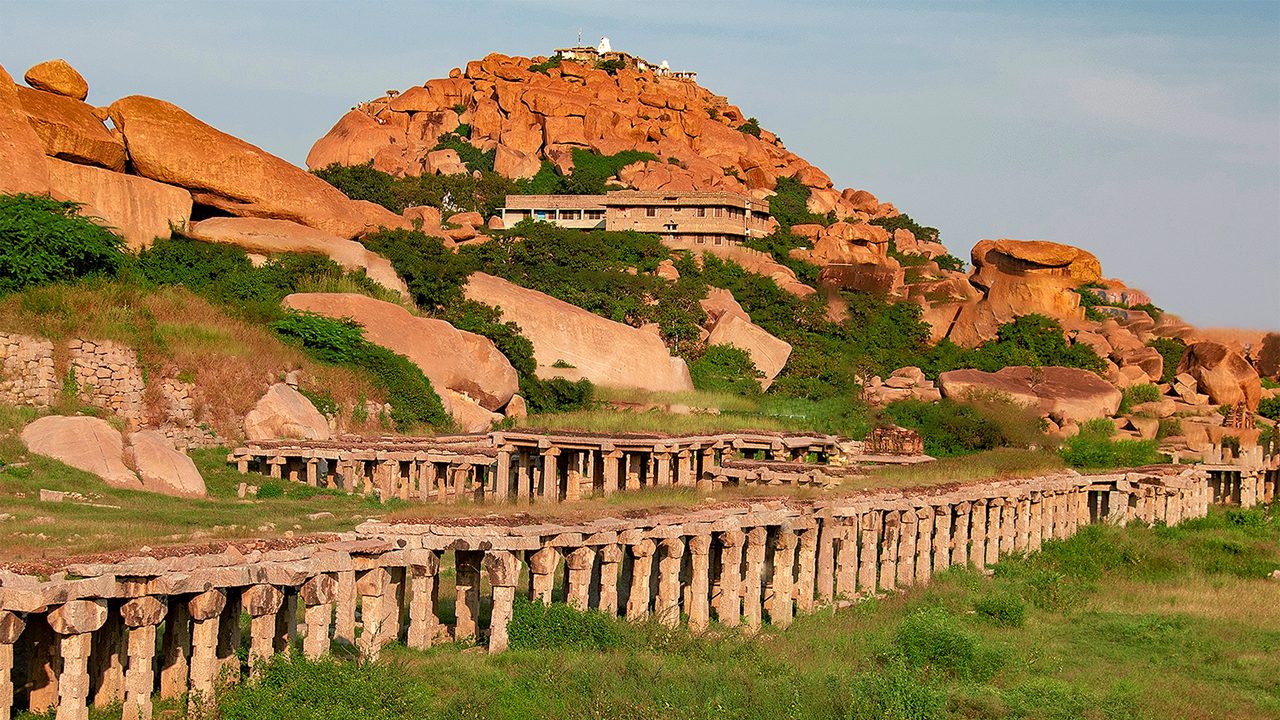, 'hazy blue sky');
4,1,1277,329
